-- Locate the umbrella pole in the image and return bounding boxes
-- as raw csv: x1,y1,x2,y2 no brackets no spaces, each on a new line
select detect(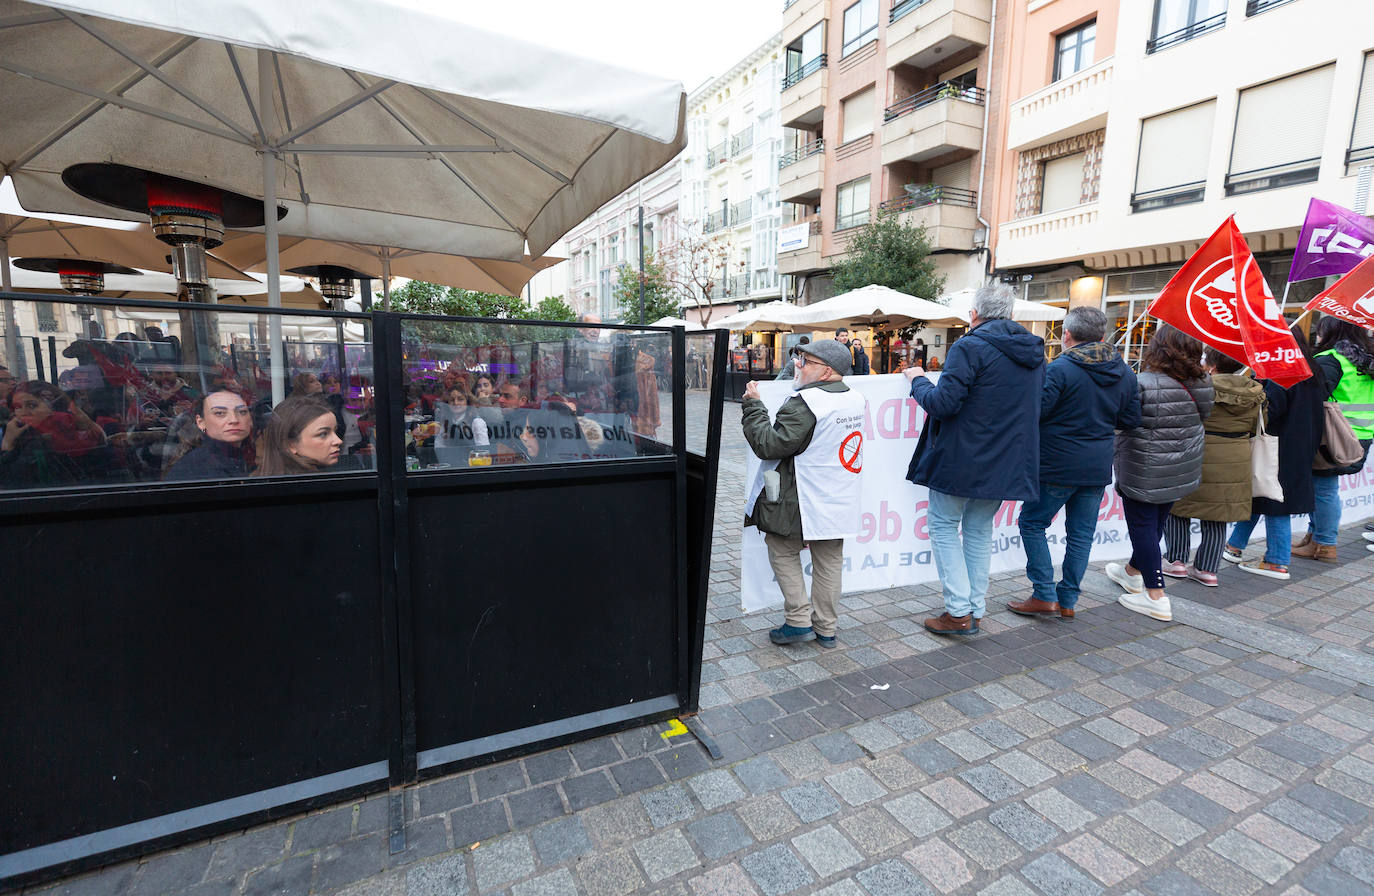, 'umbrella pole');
260,50,285,406
1,236,25,380
382,256,392,311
